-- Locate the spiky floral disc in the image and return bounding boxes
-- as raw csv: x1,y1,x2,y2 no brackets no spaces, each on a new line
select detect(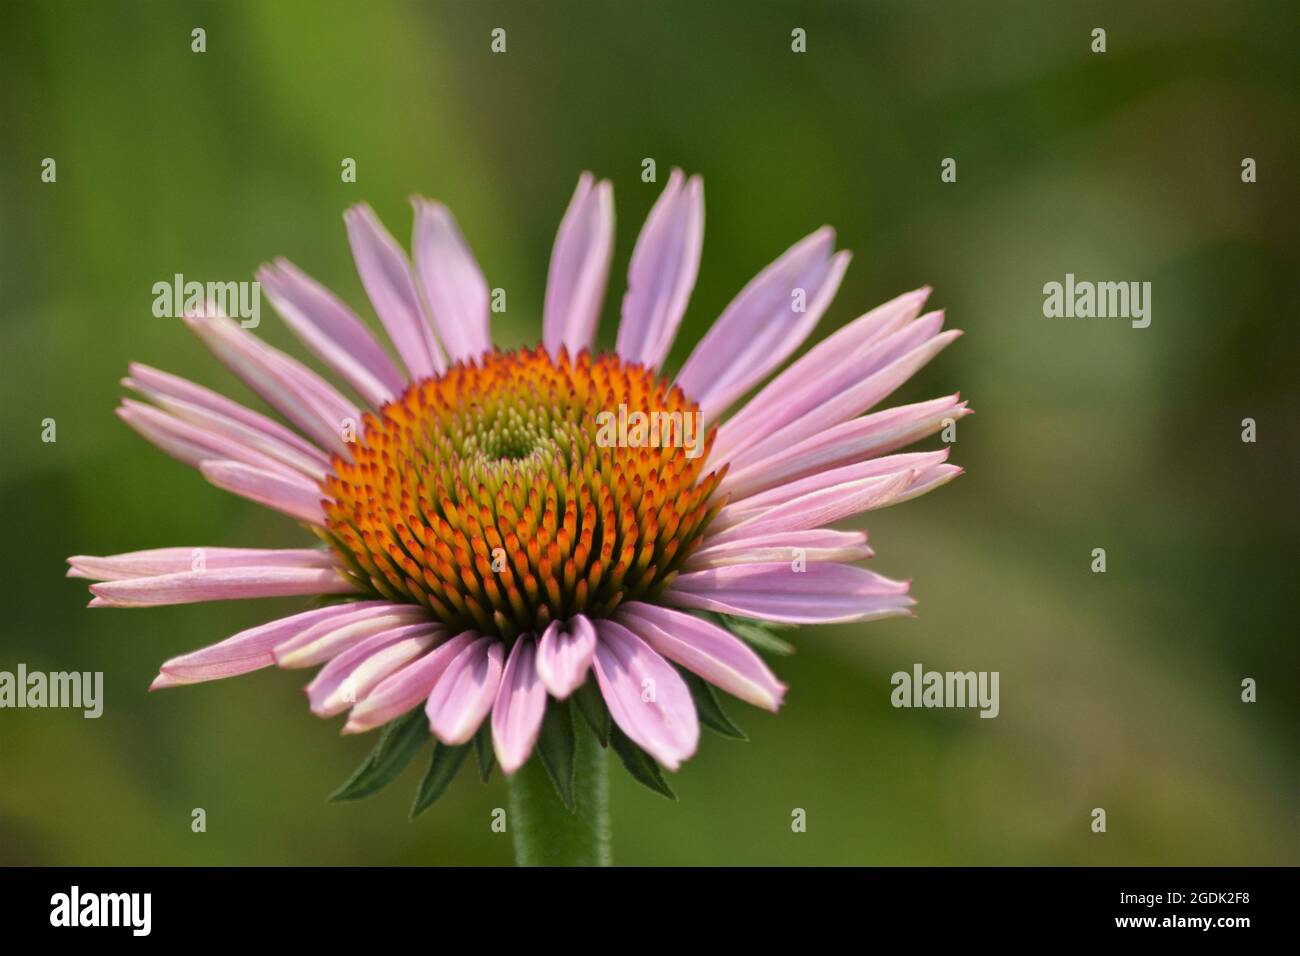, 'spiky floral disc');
321,346,724,640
